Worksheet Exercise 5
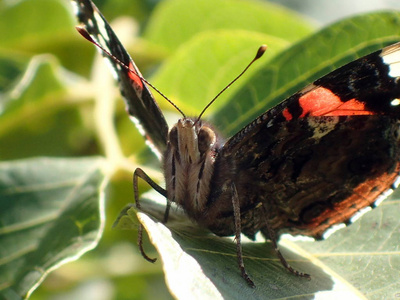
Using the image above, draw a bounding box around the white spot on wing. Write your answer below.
[383,188,394,198]
[349,206,372,223]
[322,223,346,239]
[104,58,119,80]
[130,116,146,136]
[388,61,400,78]
[393,175,400,189]
[373,194,386,208]
[94,12,109,42]
[71,1,79,15]
[391,98,400,106]
[381,42,400,78]
[88,18,95,28]
[145,140,162,160]
[130,116,162,160]
[280,233,315,242]
[373,188,394,207]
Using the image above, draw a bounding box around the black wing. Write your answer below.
[72,0,168,156]
[209,43,400,239]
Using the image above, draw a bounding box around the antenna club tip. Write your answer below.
[75,26,85,33]
[255,45,267,59]
[76,26,94,43]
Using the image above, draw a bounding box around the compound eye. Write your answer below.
[168,126,178,149]
[198,126,216,153]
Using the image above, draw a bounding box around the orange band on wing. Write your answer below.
[283,87,374,121]
[128,62,143,88]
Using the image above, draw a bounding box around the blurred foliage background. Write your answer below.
[1,0,400,299]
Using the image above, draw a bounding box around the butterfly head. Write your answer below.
[168,118,217,165]
[165,118,219,215]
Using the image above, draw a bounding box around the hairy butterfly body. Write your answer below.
[73,0,400,287]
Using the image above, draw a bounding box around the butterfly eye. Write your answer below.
[198,126,216,153]
[168,126,178,149]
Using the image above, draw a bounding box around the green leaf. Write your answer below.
[0,55,96,160]
[0,0,74,50]
[2,56,66,110]
[0,0,93,77]
[145,0,314,52]
[118,192,376,299]
[0,52,28,93]
[211,11,400,137]
[0,157,105,299]
[151,30,289,115]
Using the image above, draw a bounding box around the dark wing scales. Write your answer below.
[234,115,400,239]
[72,0,168,156]
[207,43,400,240]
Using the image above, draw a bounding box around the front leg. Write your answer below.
[133,168,167,263]
[261,206,310,280]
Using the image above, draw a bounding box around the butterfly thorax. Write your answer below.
[164,118,221,218]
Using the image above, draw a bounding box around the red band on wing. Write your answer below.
[128,62,143,89]
[283,87,374,121]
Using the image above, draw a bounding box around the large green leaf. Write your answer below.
[144,0,314,52]
[0,157,105,299]
[211,11,400,136]
[116,191,385,299]
[0,52,28,93]
[0,0,73,50]
[151,30,289,115]
[0,55,94,160]
[0,0,96,78]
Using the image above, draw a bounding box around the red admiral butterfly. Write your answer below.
[73,0,400,287]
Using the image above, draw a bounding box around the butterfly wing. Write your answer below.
[209,43,400,239]
[73,0,168,156]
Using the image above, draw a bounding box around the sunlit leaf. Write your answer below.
[0,157,105,299]
[115,191,381,299]
[145,0,314,52]
[151,30,289,115]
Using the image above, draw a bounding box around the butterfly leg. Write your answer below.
[133,168,167,263]
[231,182,256,288]
[261,206,310,279]
[163,199,172,224]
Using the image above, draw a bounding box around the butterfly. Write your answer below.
[72,0,400,287]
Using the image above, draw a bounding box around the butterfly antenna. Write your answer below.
[76,26,186,118]
[195,45,267,124]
